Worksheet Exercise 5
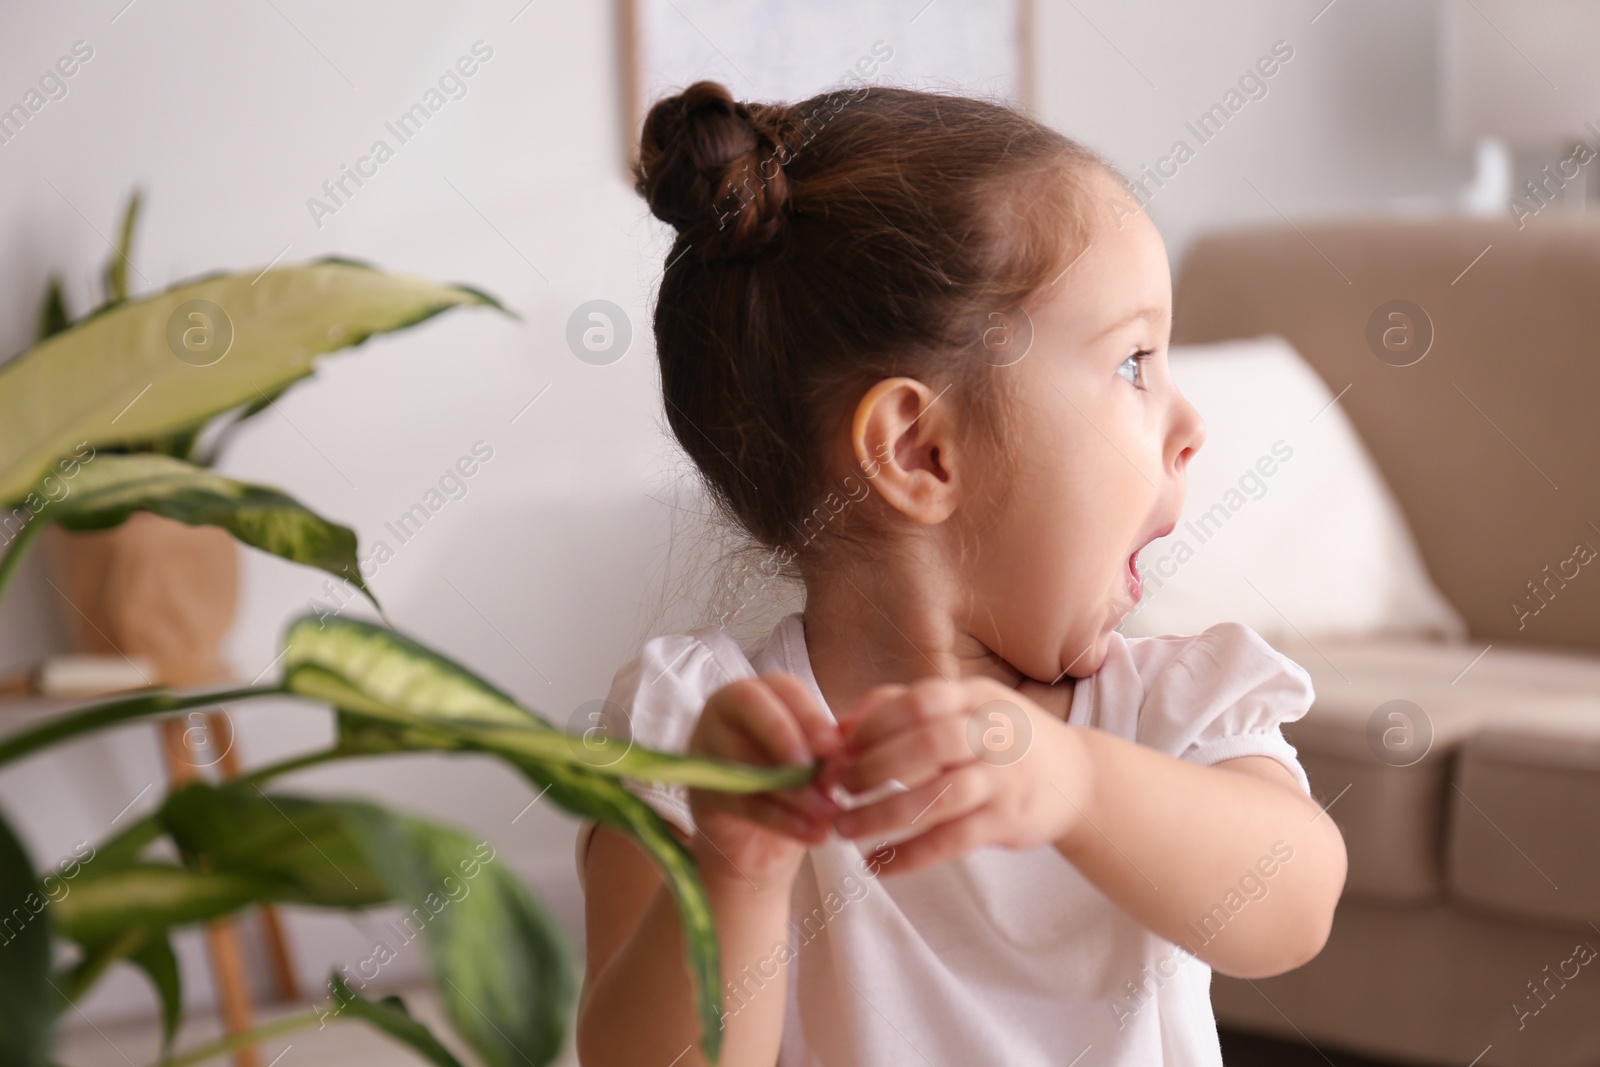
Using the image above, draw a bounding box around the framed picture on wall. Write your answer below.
[617,0,1034,172]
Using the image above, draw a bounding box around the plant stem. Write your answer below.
[234,745,373,788]
[0,512,52,603]
[0,686,280,768]
[146,1008,324,1067]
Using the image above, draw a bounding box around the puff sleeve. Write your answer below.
[1133,621,1316,796]
[574,628,755,888]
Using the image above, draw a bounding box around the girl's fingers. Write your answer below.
[837,683,907,748]
[836,717,973,795]
[707,677,812,766]
[761,672,842,762]
[737,794,830,843]
[868,812,988,877]
[814,752,849,795]
[842,680,968,754]
[763,782,838,820]
[832,763,993,841]
[695,780,832,841]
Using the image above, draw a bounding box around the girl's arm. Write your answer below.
[828,679,1347,980]
[581,673,839,1066]
[576,822,796,1067]
[1050,728,1346,979]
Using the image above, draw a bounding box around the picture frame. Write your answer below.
[616,0,1035,176]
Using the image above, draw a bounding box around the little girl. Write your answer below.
[575,80,1347,1067]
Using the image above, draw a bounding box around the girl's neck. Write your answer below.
[800,564,1074,724]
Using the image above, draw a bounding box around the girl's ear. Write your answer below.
[851,376,960,525]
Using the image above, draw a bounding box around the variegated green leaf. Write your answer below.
[275,615,737,1063]
[282,613,534,727]
[280,615,813,792]
[51,865,264,946]
[508,756,725,1065]
[49,452,377,607]
[164,783,575,1067]
[57,929,181,1054]
[127,932,181,1054]
[0,809,52,1067]
[0,259,504,506]
[160,783,390,910]
[340,806,575,1067]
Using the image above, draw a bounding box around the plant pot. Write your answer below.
[41,513,239,688]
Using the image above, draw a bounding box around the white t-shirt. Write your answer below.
[575,611,1316,1067]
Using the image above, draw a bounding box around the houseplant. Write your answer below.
[0,195,808,1067]
[33,193,244,693]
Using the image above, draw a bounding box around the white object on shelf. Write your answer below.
[36,654,156,698]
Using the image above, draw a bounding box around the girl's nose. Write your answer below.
[1172,393,1206,472]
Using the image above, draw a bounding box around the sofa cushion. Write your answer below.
[1260,633,1600,905]
[1450,728,1600,927]
[1120,334,1469,645]
[1212,896,1600,1067]
[1170,217,1600,658]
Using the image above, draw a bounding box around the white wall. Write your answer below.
[0,0,1480,1026]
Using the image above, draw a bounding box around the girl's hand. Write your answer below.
[686,673,843,894]
[818,677,1090,876]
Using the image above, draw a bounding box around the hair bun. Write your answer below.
[635,80,792,261]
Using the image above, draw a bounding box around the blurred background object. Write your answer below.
[1441,0,1600,214]
[0,654,154,699]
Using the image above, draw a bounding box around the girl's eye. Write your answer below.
[1117,348,1154,390]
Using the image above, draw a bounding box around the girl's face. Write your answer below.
[966,167,1205,682]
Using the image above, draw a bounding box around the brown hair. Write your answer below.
[635,80,1115,580]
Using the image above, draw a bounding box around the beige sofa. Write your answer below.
[1171,215,1600,1066]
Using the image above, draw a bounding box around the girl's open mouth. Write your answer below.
[1126,522,1177,604]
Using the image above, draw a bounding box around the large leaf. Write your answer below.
[341,805,576,1067]
[50,786,395,1038]
[57,929,181,1054]
[507,756,726,1065]
[276,616,731,1063]
[47,452,377,607]
[283,613,536,728]
[50,864,265,945]
[164,783,574,1067]
[281,615,812,792]
[325,974,466,1067]
[160,783,390,909]
[127,932,181,1053]
[0,809,52,1067]
[0,259,504,505]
